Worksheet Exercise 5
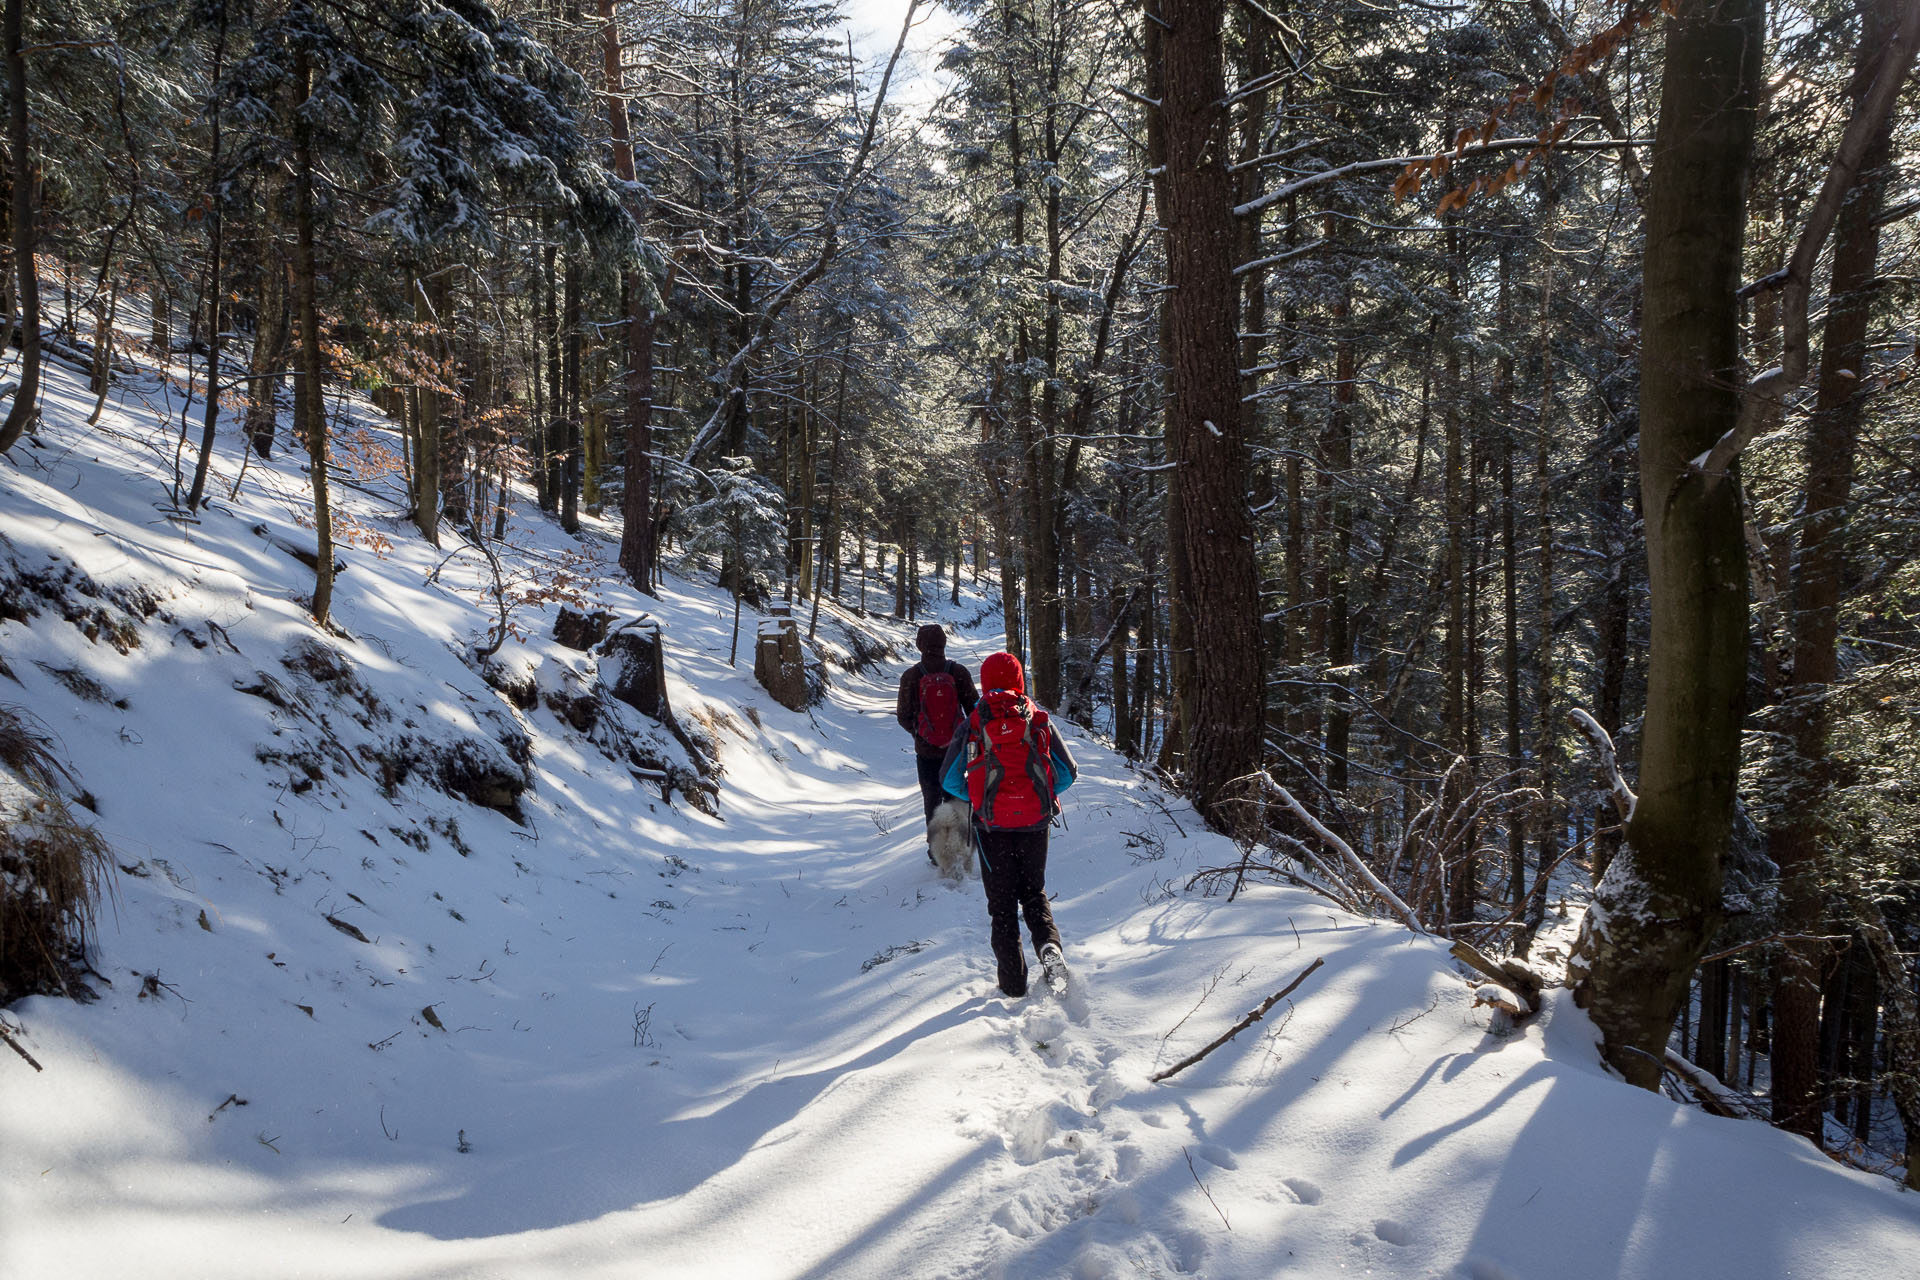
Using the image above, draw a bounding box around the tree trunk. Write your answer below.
[411,274,443,546]
[1696,957,1729,1079]
[808,328,850,641]
[183,13,231,511]
[245,182,291,459]
[292,48,333,626]
[1442,230,1467,772]
[0,0,42,454]
[85,278,118,424]
[1846,890,1920,1189]
[1501,401,1524,909]
[536,230,559,513]
[1568,0,1763,1089]
[1110,583,1132,751]
[602,0,657,593]
[1767,0,1899,1142]
[1133,569,1156,758]
[1151,0,1261,819]
[1324,272,1355,795]
[1592,400,1634,883]
[1528,223,1561,941]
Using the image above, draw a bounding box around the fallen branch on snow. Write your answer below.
[1151,957,1324,1083]
[1663,1049,1764,1120]
[0,1020,44,1072]
[1449,939,1547,1019]
[1232,772,1425,932]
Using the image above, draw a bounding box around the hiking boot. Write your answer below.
[1039,944,1069,996]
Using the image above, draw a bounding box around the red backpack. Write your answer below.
[964,691,1058,829]
[917,668,961,750]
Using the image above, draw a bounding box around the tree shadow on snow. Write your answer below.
[376,993,994,1240]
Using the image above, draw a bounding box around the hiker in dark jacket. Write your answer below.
[939,650,1079,998]
[897,624,978,850]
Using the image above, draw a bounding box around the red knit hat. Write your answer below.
[980,651,1025,694]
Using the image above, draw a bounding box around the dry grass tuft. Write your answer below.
[1,706,112,1005]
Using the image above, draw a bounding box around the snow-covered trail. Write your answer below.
[4,354,1920,1278]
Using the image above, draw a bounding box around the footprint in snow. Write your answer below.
[1072,1235,1192,1280]
[1007,1102,1080,1165]
[1087,1066,1130,1108]
[1189,1143,1238,1171]
[1373,1219,1415,1246]
[1282,1176,1323,1205]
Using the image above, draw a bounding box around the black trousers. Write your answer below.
[977,827,1061,997]
[915,753,947,832]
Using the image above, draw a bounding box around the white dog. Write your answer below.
[927,797,975,880]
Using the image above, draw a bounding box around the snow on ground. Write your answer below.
[3,349,1919,1279]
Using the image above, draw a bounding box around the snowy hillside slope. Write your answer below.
[3,352,1919,1279]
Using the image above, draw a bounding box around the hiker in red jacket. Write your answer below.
[896,624,978,859]
[939,650,1079,998]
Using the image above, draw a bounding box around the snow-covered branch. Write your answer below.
[679,0,923,468]
[1242,773,1425,933]
[1569,708,1635,823]
[1233,136,1651,218]
[1232,237,1325,276]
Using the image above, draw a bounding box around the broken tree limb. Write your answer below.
[1450,939,1545,1017]
[0,1020,44,1072]
[1473,985,1531,1018]
[1664,1049,1761,1120]
[1151,957,1324,1083]
[1569,708,1635,822]
[1247,773,1425,932]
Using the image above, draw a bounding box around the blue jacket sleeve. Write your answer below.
[939,723,970,800]
[1048,726,1078,794]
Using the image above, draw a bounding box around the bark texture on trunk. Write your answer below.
[246,253,290,458]
[602,0,657,593]
[1149,0,1262,819]
[0,0,41,454]
[411,275,443,546]
[184,15,230,510]
[292,49,333,626]
[1568,0,1763,1089]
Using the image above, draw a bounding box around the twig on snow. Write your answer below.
[0,1020,44,1072]
[1184,1147,1232,1230]
[1151,957,1325,1083]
